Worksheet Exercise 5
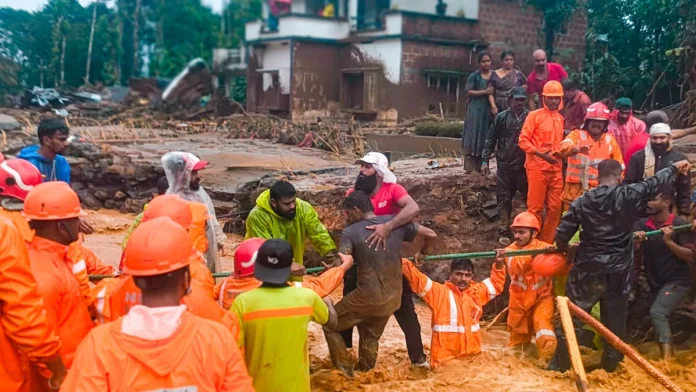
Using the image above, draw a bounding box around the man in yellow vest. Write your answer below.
[559,102,624,211]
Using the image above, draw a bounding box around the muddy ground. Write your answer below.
[84,210,696,392]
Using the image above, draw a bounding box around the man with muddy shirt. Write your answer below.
[324,191,437,377]
[342,152,427,366]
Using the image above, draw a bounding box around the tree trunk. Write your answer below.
[544,25,555,61]
[60,36,66,87]
[155,0,165,77]
[85,2,98,85]
[132,0,141,77]
[51,16,63,87]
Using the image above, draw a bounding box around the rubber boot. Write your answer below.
[659,343,675,360]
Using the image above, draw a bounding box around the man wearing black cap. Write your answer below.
[482,86,530,245]
[233,239,337,392]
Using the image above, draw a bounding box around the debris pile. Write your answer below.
[671,90,696,129]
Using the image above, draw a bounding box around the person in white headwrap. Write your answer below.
[161,151,226,272]
[624,123,692,217]
[343,151,429,367]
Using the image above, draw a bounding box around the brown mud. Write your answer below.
[84,210,696,392]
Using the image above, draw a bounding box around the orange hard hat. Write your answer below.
[122,216,197,276]
[141,194,193,229]
[23,181,86,220]
[510,211,541,231]
[234,238,266,277]
[584,102,611,122]
[542,80,564,97]
[532,253,570,278]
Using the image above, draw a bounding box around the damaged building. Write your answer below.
[229,0,587,124]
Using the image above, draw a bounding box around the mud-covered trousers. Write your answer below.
[550,265,630,373]
[341,267,425,363]
[497,164,528,229]
[324,298,391,374]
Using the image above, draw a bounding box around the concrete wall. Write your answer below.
[291,41,342,122]
[478,0,587,72]
[261,42,292,94]
[392,0,480,19]
[352,39,403,84]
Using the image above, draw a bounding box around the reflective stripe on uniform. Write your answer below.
[532,278,549,291]
[242,306,313,321]
[420,278,433,297]
[535,329,556,339]
[72,260,86,274]
[482,278,497,301]
[96,286,107,324]
[293,281,303,288]
[431,291,481,334]
[510,278,528,290]
[218,280,228,307]
[448,291,457,326]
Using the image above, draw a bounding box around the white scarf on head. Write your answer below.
[374,161,397,184]
[643,123,672,178]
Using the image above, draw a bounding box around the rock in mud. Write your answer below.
[114,191,127,200]
[0,114,21,131]
[94,190,110,201]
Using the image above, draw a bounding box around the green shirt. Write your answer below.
[233,286,329,392]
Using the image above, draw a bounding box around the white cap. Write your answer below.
[355,152,397,183]
[649,123,672,136]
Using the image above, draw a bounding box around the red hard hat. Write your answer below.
[532,253,570,278]
[510,211,541,231]
[234,238,266,277]
[584,102,611,122]
[0,159,43,201]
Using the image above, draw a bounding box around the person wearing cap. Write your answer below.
[245,180,337,281]
[560,79,592,132]
[482,86,530,244]
[550,158,691,373]
[0,215,68,392]
[518,80,565,243]
[61,217,254,391]
[324,191,437,375]
[624,123,692,217]
[559,102,624,211]
[494,212,557,363]
[23,182,93,371]
[162,151,225,273]
[624,110,696,168]
[214,237,353,310]
[607,97,646,159]
[233,238,337,392]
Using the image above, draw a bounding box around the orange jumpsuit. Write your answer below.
[503,238,557,361]
[67,234,115,310]
[402,259,506,368]
[518,104,565,242]
[93,274,240,340]
[559,129,624,210]
[214,267,346,310]
[0,207,34,242]
[27,237,93,368]
[0,219,62,392]
[60,312,254,392]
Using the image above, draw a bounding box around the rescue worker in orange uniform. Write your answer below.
[0,156,113,311]
[0,216,68,392]
[401,255,506,368]
[214,237,353,310]
[495,212,557,362]
[61,217,254,391]
[518,80,565,242]
[559,102,624,211]
[23,182,93,370]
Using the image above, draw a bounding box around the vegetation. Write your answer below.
[414,122,463,138]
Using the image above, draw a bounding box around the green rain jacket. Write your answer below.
[245,190,336,269]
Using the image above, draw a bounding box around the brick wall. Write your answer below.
[478,0,587,73]
[401,13,479,42]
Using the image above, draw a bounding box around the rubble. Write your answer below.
[0,113,20,131]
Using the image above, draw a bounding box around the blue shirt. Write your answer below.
[17,145,71,183]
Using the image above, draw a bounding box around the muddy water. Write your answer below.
[84,211,696,392]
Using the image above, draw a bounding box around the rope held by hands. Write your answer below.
[88,224,694,280]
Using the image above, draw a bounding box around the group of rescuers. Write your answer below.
[0,82,694,391]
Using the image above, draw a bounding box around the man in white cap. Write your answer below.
[342,151,428,366]
[624,123,692,218]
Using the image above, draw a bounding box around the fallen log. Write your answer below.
[566,299,684,392]
[557,297,589,392]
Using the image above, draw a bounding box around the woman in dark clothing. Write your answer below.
[490,51,527,113]
[462,52,494,173]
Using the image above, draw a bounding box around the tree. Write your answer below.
[525,0,579,59]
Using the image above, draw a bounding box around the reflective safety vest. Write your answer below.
[504,239,554,336]
[401,259,506,368]
[562,129,624,190]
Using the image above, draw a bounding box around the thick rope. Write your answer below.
[89,224,693,280]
